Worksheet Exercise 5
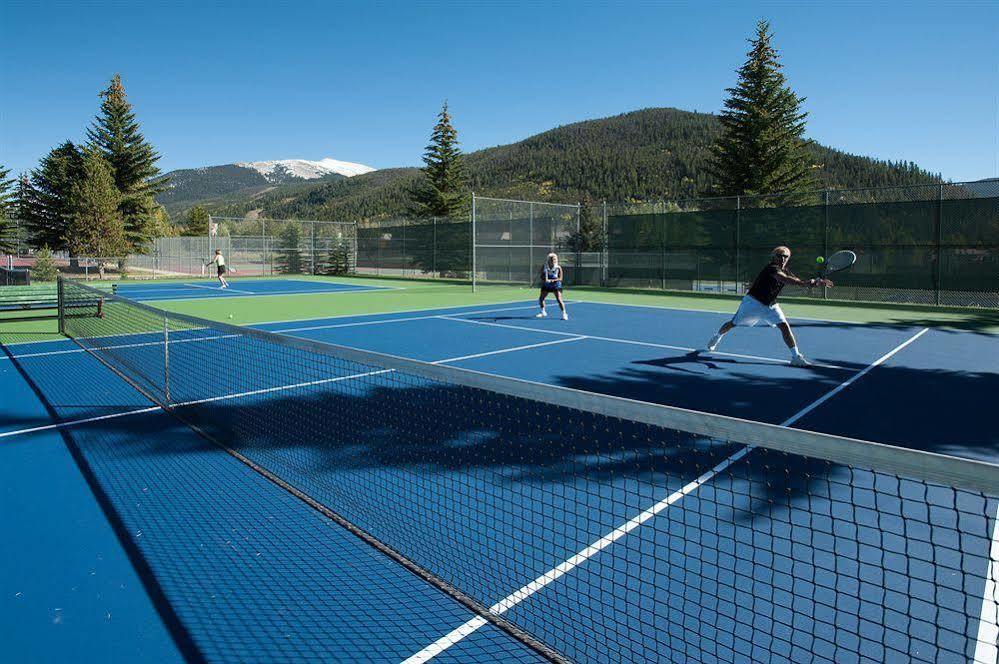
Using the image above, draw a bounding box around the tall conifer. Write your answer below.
[87,74,167,249]
[66,146,127,262]
[0,166,14,254]
[706,20,816,200]
[410,102,469,219]
[23,141,84,250]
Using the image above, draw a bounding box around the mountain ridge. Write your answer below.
[164,107,942,222]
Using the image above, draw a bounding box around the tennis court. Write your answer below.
[113,277,388,301]
[1,276,997,663]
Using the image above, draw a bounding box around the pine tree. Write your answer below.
[65,147,128,267]
[31,246,59,281]
[0,166,15,254]
[274,223,304,274]
[183,204,210,237]
[0,165,15,216]
[410,102,469,219]
[87,74,168,251]
[23,141,84,250]
[706,20,816,200]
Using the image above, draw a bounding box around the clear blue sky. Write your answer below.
[2,0,997,182]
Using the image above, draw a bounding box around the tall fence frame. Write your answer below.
[208,216,358,277]
[471,194,584,291]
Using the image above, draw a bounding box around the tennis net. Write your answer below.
[58,277,999,663]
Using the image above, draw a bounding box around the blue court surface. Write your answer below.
[2,298,997,663]
[113,278,387,301]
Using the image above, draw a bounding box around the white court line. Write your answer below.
[182,283,257,295]
[124,284,404,302]
[275,304,540,335]
[974,503,999,664]
[0,407,162,439]
[401,326,930,663]
[0,337,583,441]
[439,315,850,371]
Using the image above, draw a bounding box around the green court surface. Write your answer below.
[2,274,997,347]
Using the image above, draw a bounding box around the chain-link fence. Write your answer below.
[356,217,470,279]
[472,196,588,287]
[208,217,357,277]
[3,180,996,308]
[605,180,999,307]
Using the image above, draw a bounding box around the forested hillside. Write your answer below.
[209,107,940,222]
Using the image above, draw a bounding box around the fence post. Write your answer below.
[823,190,829,299]
[735,196,741,294]
[935,183,943,305]
[529,202,534,279]
[602,200,608,287]
[471,192,477,292]
[508,205,513,283]
[310,221,316,275]
[660,200,667,291]
[432,217,437,278]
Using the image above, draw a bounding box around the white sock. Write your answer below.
[790,346,802,359]
[706,332,725,350]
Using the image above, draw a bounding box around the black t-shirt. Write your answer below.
[748,264,784,306]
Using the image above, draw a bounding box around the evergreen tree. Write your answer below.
[0,166,15,254]
[706,20,816,200]
[65,147,128,267]
[23,141,84,250]
[0,165,15,216]
[31,246,59,281]
[87,74,168,250]
[183,204,210,237]
[410,102,469,219]
[274,223,305,274]
[148,205,177,237]
[564,196,604,253]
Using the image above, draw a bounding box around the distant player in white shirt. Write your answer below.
[205,249,229,289]
[704,246,831,367]
[536,252,568,320]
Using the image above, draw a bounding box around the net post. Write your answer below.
[471,192,477,292]
[56,276,66,336]
[163,313,171,404]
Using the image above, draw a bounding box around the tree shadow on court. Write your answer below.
[14,345,997,520]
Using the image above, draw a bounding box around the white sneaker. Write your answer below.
[535,310,547,318]
[790,355,811,367]
[561,312,569,321]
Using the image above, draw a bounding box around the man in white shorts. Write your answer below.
[703,246,832,367]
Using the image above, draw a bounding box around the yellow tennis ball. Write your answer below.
[816,256,825,264]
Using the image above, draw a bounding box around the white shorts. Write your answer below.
[732,295,787,327]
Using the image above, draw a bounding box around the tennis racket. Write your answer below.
[813,249,856,287]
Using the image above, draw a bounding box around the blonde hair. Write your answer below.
[547,252,559,266]
[772,246,790,258]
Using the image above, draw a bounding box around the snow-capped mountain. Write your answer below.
[156,157,377,216]
[237,158,375,181]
